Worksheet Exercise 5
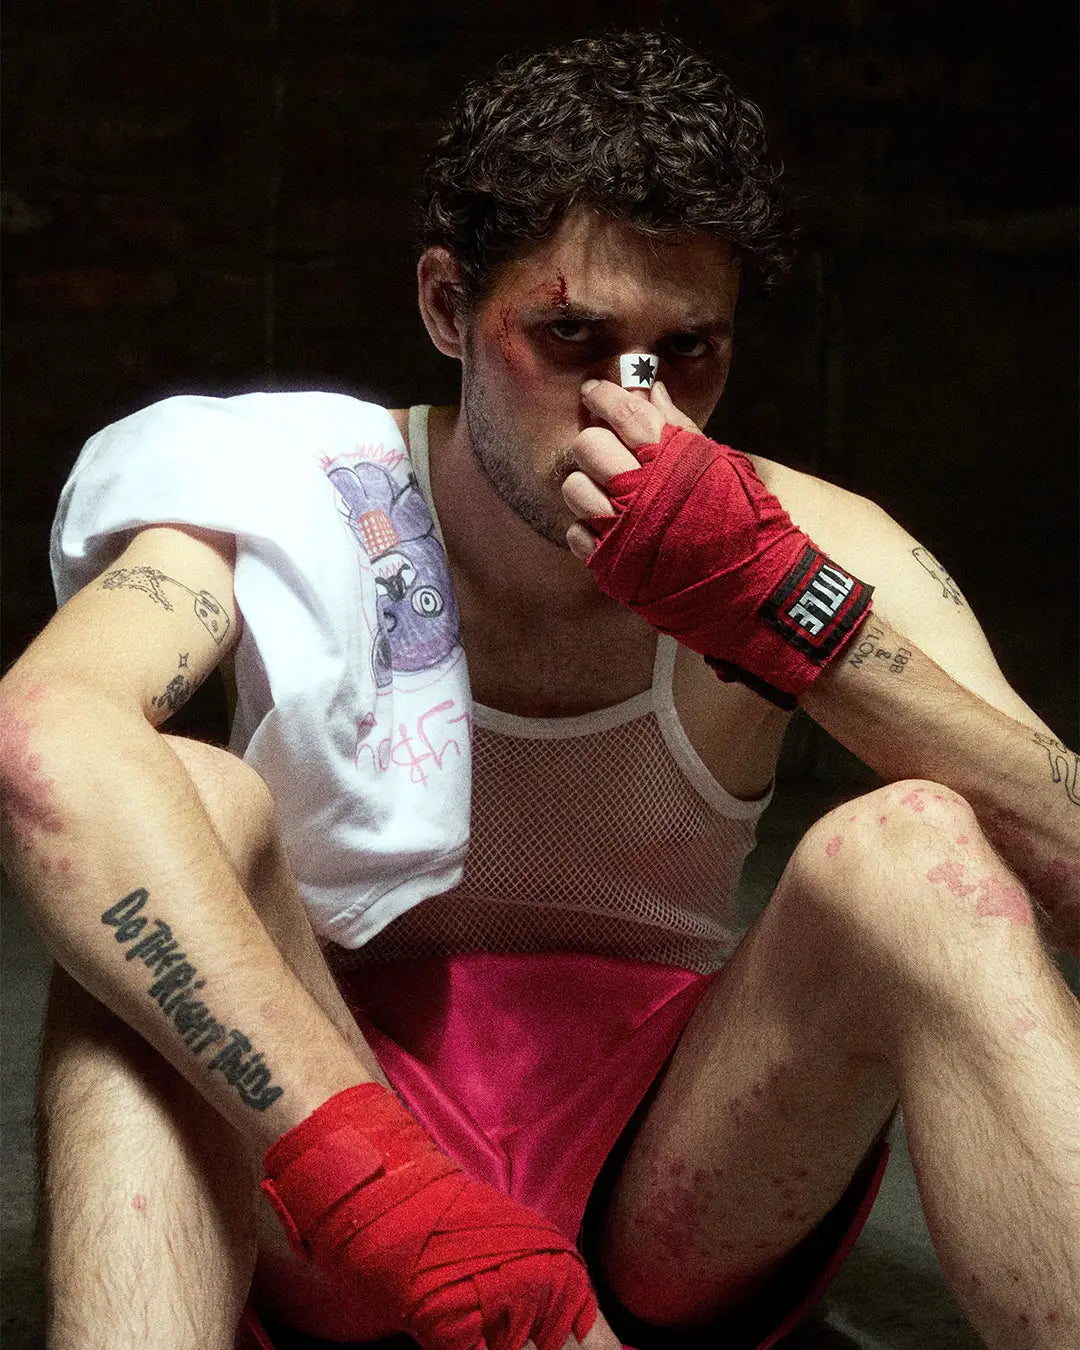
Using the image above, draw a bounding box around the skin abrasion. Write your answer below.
[0,702,64,848]
[926,859,977,897]
[925,860,1033,926]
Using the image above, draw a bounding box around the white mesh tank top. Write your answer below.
[347,407,772,975]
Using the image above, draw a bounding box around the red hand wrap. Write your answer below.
[261,1084,598,1350]
[586,424,873,706]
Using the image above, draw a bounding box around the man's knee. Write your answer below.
[163,736,280,896]
[782,779,1036,962]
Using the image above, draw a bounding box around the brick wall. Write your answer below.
[3,1,1076,758]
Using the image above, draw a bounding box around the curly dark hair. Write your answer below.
[418,29,795,307]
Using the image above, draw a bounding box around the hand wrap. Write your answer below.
[586,424,873,707]
[261,1083,598,1350]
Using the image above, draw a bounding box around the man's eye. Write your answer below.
[667,335,711,358]
[548,321,593,343]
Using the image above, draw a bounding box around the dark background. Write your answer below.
[3,0,1077,760]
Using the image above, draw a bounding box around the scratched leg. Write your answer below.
[601,781,1080,1350]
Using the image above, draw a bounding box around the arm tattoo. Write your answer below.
[151,653,196,713]
[912,547,966,607]
[1033,732,1080,807]
[846,622,913,676]
[101,567,231,644]
[101,888,284,1111]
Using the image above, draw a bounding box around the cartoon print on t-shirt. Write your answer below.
[327,461,460,686]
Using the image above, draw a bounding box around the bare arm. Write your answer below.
[802,615,1079,946]
[756,471,1079,949]
[563,379,1077,949]
[0,525,375,1149]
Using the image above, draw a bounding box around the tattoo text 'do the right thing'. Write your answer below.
[101,888,283,1111]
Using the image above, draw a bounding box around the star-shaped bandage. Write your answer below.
[631,356,656,384]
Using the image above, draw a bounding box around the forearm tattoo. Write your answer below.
[101,567,231,644]
[101,888,284,1111]
[912,547,966,608]
[151,652,196,713]
[1033,732,1080,807]
[846,622,913,676]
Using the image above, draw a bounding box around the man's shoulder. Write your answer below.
[102,390,401,447]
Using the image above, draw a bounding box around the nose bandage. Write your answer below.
[619,353,658,389]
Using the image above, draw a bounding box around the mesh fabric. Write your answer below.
[346,707,758,975]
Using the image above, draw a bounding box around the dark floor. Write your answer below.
[6,777,1069,1348]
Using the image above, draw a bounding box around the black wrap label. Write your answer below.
[761,545,873,661]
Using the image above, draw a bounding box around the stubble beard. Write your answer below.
[462,365,574,551]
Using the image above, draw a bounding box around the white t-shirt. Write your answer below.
[50,391,472,947]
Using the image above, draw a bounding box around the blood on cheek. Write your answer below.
[494,306,544,378]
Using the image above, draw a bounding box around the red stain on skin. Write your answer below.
[131,1194,147,1213]
[550,272,570,310]
[1013,1014,1039,1035]
[57,856,72,876]
[926,859,977,896]
[497,305,516,364]
[956,835,969,846]
[975,877,1032,925]
[0,706,63,844]
[899,788,926,812]
[878,815,887,825]
[826,835,843,857]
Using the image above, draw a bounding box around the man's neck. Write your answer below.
[425,405,613,617]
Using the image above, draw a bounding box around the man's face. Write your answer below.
[459,206,741,548]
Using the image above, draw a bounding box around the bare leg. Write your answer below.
[37,966,257,1350]
[602,781,1080,1350]
[36,737,386,1349]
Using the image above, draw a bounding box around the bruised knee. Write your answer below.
[782,780,1036,955]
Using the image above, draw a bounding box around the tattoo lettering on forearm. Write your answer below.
[846,623,913,676]
[912,547,966,607]
[1033,733,1080,807]
[151,653,196,713]
[101,889,284,1110]
[101,567,231,644]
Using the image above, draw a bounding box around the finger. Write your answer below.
[569,426,639,484]
[581,379,667,450]
[566,521,597,561]
[561,469,613,520]
[650,379,700,431]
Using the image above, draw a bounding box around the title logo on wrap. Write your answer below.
[761,545,873,661]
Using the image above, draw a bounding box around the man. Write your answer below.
[1,28,1077,1350]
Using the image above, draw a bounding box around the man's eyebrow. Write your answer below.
[684,316,734,338]
[529,305,734,336]
[529,303,609,323]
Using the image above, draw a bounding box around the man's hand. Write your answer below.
[262,1083,621,1350]
[562,379,873,708]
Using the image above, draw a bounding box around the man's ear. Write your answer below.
[418,248,468,359]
